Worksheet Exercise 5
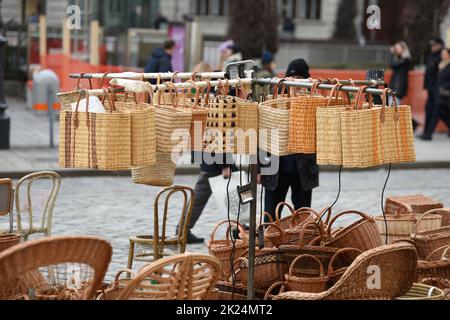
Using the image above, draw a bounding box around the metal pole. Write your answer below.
[69,71,227,80]
[47,84,54,148]
[0,2,9,150]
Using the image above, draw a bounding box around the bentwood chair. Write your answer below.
[0,236,112,300]
[273,242,418,300]
[128,186,194,270]
[119,253,221,300]
[14,172,60,240]
[0,179,14,233]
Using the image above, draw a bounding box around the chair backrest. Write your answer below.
[153,185,194,260]
[118,253,221,300]
[15,171,60,239]
[0,178,13,217]
[328,242,418,300]
[0,236,112,300]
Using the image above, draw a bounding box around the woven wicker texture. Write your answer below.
[0,234,21,253]
[118,253,221,300]
[285,254,329,293]
[327,248,362,288]
[59,92,133,170]
[376,204,442,244]
[412,210,450,259]
[395,283,446,300]
[341,87,384,168]
[385,195,444,216]
[416,245,450,288]
[128,186,194,268]
[274,242,418,300]
[97,269,134,300]
[131,153,176,187]
[379,93,416,164]
[207,221,248,279]
[326,210,383,252]
[316,84,352,165]
[0,236,112,300]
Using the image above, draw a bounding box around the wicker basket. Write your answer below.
[375,204,442,244]
[316,84,351,166]
[234,248,287,289]
[326,210,383,252]
[395,283,446,300]
[327,248,362,288]
[412,211,450,259]
[0,234,21,253]
[97,269,134,300]
[416,245,450,287]
[385,195,444,216]
[59,91,133,170]
[285,254,328,293]
[341,87,383,168]
[131,153,177,187]
[263,281,291,300]
[207,221,248,279]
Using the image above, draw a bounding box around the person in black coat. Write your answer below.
[144,39,175,84]
[425,48,450,140]
[389,41,412,104]
[260,59,319,222]
[421,39,447,140]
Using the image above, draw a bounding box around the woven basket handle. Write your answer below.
[99,72,110,88]
[275,202,296,225]
[326,210,375,238]
[262,211,274,224]
[288,254,325,277]
[424,245,450,261]
[209,220,245,243]
[380,88,400,123]
[290,208,321,229]
[74,90,88,114]
[394,203,415,219]
[164,82,179,108]
[112,269,134,288]
[76,73,93,90]
[264,281,290,300]
[102,88,116,113]
[412,208,442,236]
[298,221,325,248]
[262,222,285,244]
[327,247,362,277]
[325,83,341,107]
[203,79,212,107]
[272,79,285,100]
[186,80,201,108]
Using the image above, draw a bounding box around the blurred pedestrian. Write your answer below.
[422,48,450,140]
[144,39,175,83]
[223,44,243,69]
[421,38,445,140]
[389,41,412,105]
[254,51,277,101]
[154,12,168,30]
[260,58,319,222]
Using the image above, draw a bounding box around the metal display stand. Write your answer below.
[67,65,390,301]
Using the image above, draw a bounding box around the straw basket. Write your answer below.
[395,283,446,300]
[416,245,450,287]
[287,85,334,154]
[207,221,248,279]
[234,249,287,289]
[97,269,134,300]
[316,84,351,166]
[326,210,383,252]
[385,195,444,216]
[131,153,177,187]
[0,234,21,253]
[412,211,450,259]
[376,204,442,244]
[379,93,416,164]
[59,92,133,170]
[285,254,328,293]
[341,88,383,168]
[263,281,292,300]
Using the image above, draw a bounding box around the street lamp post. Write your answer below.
[0,0,10,150]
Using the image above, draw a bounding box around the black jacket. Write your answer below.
[144,48,172,74]
[424,51,441,91]
[390,57,411,98]
[436,62,450,106]
[259,152,319,192]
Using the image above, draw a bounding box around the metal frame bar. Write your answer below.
[69,71,227,80]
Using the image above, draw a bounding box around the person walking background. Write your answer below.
[423,48,450,140]
[144,39,175,83]
[421,38,446,140]
[254,51,277,102]
[260,58,320,221]
[389,41,412,105]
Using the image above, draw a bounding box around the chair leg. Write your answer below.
[127,241,135,271]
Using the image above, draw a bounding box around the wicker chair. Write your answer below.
[14,172,61,240]
[127,185,194,270]
[273,242,418,300]
[0,236,112,300]
[0,178,14,234]
[118,253,221,300]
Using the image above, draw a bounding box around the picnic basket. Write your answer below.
[325,210,383,252]
[285,254,328,293]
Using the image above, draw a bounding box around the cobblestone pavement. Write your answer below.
[2,169,450,280]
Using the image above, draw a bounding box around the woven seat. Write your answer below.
[127,186,194,269]
[118,253,221,300]
[273,242,418,300]
[0,236,112,300]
